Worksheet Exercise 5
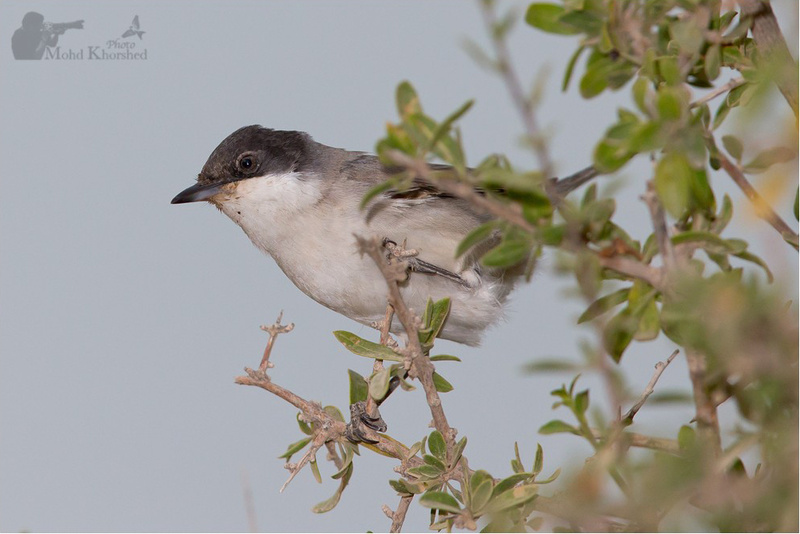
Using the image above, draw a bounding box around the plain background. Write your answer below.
[1,1,797,531]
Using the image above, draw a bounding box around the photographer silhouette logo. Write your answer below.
[11,11,148,61]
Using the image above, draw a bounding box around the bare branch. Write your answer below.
[643,181,678,274]
[280,432,326,493]
[690,77,746,110]
[258,311,295,371]
[479,1,554,178]
[685,348,722,456]
[717,151,799,248]
[389,494,414,533]
[622,350,680,424]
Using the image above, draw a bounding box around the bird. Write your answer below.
[122,16,144,39]
[172,125,527,346]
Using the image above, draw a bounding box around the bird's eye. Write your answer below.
[236,153,259,174]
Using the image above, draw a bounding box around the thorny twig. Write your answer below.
[258,311,294,371]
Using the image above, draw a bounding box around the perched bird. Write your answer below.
[172,125,526,345]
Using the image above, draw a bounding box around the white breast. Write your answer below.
[211,173,506,346]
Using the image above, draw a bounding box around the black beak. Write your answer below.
[171,182,226,204]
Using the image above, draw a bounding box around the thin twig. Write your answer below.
[717,151,799,248]
[479,1,554,179]
[258,311,295,371]
[389,494,414,533]
[280,433,326,493]
[622,350,680,424]
[685,348,722,456]
[689,77,746,109]
[643,181,678,274]
[241,470,258,533]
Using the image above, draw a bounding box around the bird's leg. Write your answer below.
[346,304,404,443]
[381,238,470,287]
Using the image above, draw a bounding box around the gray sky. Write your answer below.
[1,1,797,532]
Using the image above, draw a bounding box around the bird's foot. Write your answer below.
[345,401,387,443]
[381,238,470,287]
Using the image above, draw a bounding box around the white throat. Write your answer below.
[212,172,323,257]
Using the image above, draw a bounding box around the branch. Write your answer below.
[356,235,456,447]
[643,181,678,274]
[258,311,294,371]
[690,77,746,110]
[622,350,680,424]
[717,151,799,248]
[685,348,722,456]
[388,151,664,289]
[479,1,554,178]
[386,494,414,533]
[738,0,799,119]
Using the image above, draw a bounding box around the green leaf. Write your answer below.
[450,436,467,466]
[533,443,544,475]
[742,146,797,174]
[538,419,579,435]
[389,479,413,496]
[360,180,396,209]
[578,288,631,323]
[396,81,421,118]
[655,152,693,218]
[427,100,474,155]
[713,98,731,130]
[574,389,590,415]
[310,458,322,484]
[536,468,562,484]
[421,298,451,344]
[432,372,454,393]
[524,3,581,35]
[671,230,747,254]
[455,221,498,258]
[635,299,660,341]
[423,454,446,473]
[603,308,638,362]
[488,484,539,513]
[470,479,494,513]
[678,425,696,450]
[481,238,529,267]
[324,405,345,423]
[369,368,391,401]
[733,251,774,282]
[562,45,587,91]
[407,465,444,480]
[656,87,685,120]
[296,412,313,436]
[333,331,403,362]
[278,437,311,460]
[419,490,462,514]
[312,462,353,513]
[348,369,368,404]
[721,137,744,163]
[705,44,721,80]
[428,430,446,460]
[429,354,461,362]
[522,359,580,373]
[794,189,799,221]
[493,473,532,497]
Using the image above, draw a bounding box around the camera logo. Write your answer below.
[10,11,149,61]
[11,11,84,60]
